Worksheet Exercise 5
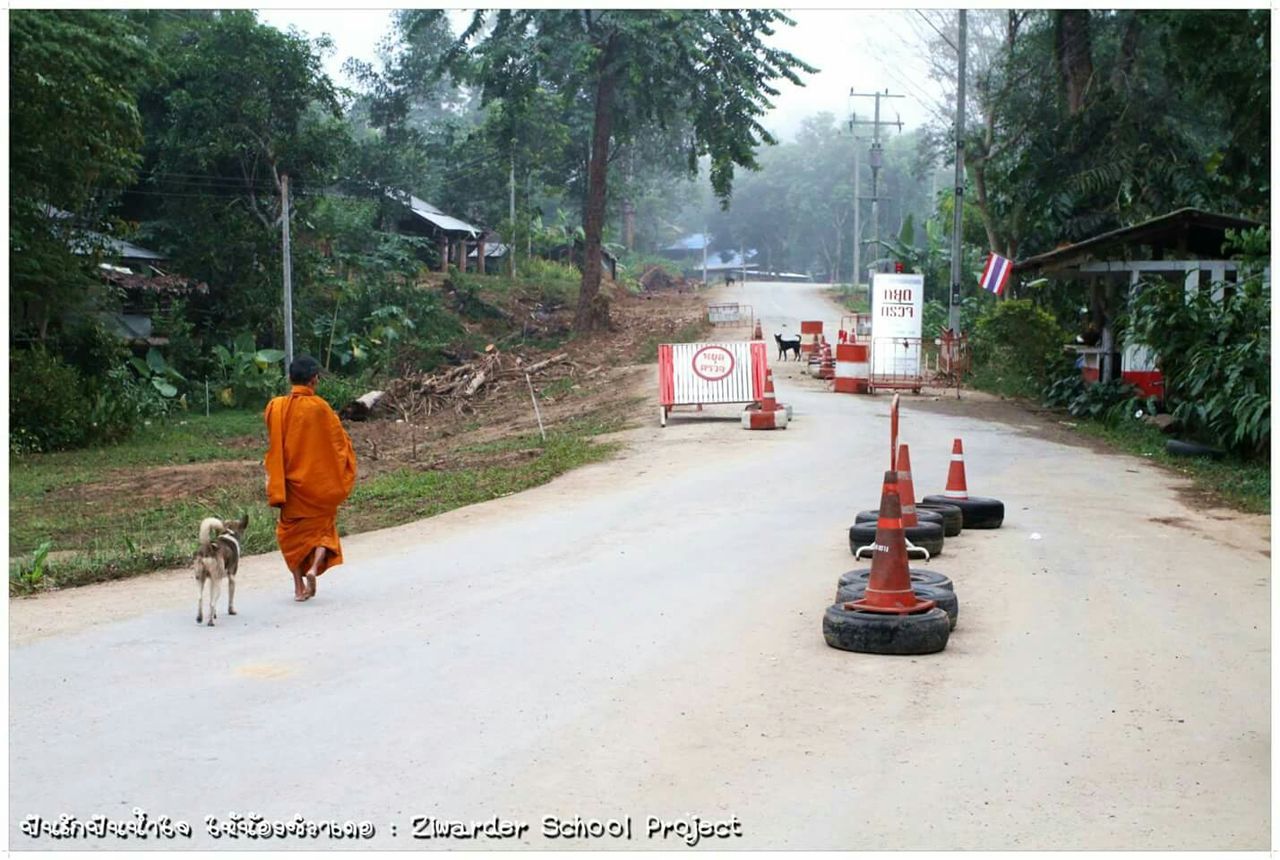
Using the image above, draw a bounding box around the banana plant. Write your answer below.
[128,347,185,398]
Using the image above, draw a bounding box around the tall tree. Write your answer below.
[453,10,813,331]
[10,11,155,340]
[133,11,347,336]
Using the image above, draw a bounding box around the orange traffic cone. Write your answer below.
[752,319,763,341]
[761,368,782,413]
[819,340,836,380]
[896,444,920,527]
[943,438,968,500]
[922,438,1005,529]
[845,471,937,615]
[743,369,789,429]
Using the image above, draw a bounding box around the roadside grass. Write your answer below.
[342,416,625,534]
[1066,416,1269,514]
[967,365,1041,400]
[960,363,1269,514]
[829,284,870,314]
[9,409,633,596]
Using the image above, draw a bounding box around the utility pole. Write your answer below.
[849,113,862,291]
[949,11,967,333]
[509,148,517,278]
[849,88,904,277]
[280,173,294,370]
[701,225,708,285]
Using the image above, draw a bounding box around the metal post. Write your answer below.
[701,225,708,286]
[949,10,967,334]
[871,93,881,272]
[851,114,861,292]
[525,373,547,443]
[281,173,294,370]
[850,89,904,282]
[509,149,517,278]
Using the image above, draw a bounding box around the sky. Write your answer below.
[256,8,953,143]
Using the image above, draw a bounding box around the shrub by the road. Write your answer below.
[1129,227,1270,457]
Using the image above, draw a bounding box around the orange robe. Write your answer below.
[263,384,357,575]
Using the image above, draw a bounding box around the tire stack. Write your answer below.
[827,439,1006,656]
[920,438,1004,530]
[847,444,945,557]
[824,471,952,655]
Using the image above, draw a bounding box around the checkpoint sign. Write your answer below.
[691,345,735,381]
[871,273,924,376]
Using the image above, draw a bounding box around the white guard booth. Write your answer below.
[869,273,924,392]
[657,341,768,426]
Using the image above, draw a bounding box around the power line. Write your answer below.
[915,9,957,53]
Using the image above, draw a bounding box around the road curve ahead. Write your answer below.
[9,281,1269,850]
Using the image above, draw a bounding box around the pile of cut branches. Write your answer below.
[375,349,579,420]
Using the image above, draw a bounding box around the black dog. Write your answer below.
[774,333,801,361]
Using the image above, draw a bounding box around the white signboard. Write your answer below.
[870,273,924,378]
[706,303,742,324]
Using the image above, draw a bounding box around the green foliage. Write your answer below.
[1044,375,1155,425]
[11,540,54,593]
[970,299,1069,390]
[128,347,186,399]
[10,11,156,340]
[212,333,287,408]
[10,351,91,453]
[1129,230,1270,456]
[315,372,370,411]
[922,300,949,338]
[917,10,1268,264]
[88,365,176,444]
[134,11,348,339]
[453,10,814,329]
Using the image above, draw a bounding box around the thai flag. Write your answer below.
[979,252,1013,296]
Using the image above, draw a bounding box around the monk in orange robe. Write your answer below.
[263,355,357,601]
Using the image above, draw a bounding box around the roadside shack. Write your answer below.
[1013,208,1262,397]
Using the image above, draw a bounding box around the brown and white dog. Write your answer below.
[194,513,248,626]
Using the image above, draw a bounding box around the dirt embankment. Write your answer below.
[30,285,714,546]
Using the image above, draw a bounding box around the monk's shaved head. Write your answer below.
[289,355,321,384]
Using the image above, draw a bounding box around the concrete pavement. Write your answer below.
[9,281,1269,850]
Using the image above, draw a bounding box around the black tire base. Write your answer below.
[822,604,950,654]
[854,508,944,527]
[1166,439,1226,460]
[836,582,959,630]
[837,567,953,592]
[915,501,964,537]
[921,495,1004,529]
[849,520,945,556]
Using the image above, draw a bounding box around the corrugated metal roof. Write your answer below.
[386,188,483,237]
[1014,207,1262,273]
[663,233,712,252]
[468,243,509,259]
[69,233,166,261]
[703,251,758,272]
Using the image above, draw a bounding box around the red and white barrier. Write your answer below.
[834,343,870,393]
[657,341,768,427]
[742,368,789,430]
[800,320,823,355]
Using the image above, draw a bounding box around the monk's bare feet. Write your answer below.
[302,547,325,599]
[292,569,307,601]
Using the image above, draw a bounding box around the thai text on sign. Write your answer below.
[691,345,735,381]
[871,274,924,339]
[870,273,924,378]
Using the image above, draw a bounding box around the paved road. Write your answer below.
[10,281,1270,850]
